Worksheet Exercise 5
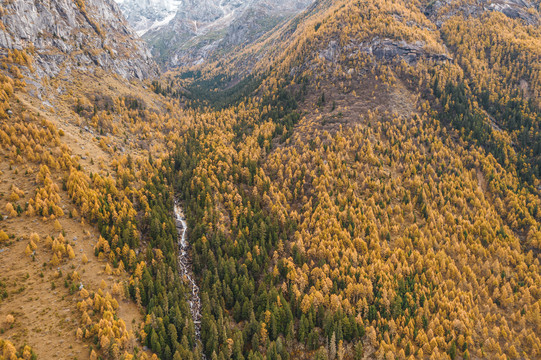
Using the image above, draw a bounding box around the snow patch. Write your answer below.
[114,0,182,36]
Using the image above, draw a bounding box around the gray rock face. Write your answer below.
[485,0,539,24]
[134,0,315,69]
[176,0,223,22]
[423,0,540,26]
[369,39,452,64]
[319,38,452,67]
[0,0,159,80]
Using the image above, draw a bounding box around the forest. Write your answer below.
[0,0,540,359]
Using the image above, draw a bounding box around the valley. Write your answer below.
[0,0,541,359]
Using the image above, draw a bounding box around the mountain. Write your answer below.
[152,0,541,359]
[130,0,314,68]
[114,0,182,36]
[1,0,541,359]
[0,0,158,79]
[0,0,185,359]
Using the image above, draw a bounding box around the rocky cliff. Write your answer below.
[0,0,158,80]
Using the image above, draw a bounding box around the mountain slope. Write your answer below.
[1,0,540,359]
[148,0,541,359]
[0,0,158,80]
[0,1,202,359]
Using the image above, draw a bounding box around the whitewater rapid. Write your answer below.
[174,202,203,352]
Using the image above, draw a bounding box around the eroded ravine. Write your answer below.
[174,201,203,352]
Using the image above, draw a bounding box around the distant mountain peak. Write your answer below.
[114,0,182,36]
[116,0,315,68]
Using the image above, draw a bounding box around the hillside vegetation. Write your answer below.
[1,0,540,359]
[157,0,541,359]
[0,46,200,358]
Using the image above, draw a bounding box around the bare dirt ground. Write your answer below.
[277,71,418,149]
[307,74,417,130]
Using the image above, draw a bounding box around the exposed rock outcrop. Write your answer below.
[0,0,159,80]
[423,0,540,27]
[319,38,452,66]
[367,39,452,63]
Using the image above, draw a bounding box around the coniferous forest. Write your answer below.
[0,0,540,359]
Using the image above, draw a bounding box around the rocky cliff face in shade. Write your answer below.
[0,0,159,80]
[136,0,314,69]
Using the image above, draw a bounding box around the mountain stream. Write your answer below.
[174,202,203,353]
